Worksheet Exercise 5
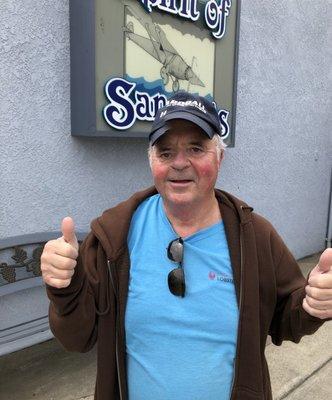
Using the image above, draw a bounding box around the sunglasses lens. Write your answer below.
[168,267,185,297]
[167,238,183,263]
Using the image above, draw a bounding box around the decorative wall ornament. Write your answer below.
[0,244,45,286]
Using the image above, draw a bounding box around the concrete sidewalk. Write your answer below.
[0,253,331,400]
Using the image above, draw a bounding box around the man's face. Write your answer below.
[150,119,222,208]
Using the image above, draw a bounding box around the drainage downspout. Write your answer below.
[325,167,332,249]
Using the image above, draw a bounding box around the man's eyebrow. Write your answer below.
[188,140,206,146]
[155,144,172,151]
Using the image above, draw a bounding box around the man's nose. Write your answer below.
[171,150,191,170]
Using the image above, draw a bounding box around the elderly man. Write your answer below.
[41,92,332,400]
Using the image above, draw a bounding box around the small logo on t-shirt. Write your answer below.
[208,271,234,283]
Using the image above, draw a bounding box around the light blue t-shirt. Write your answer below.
[126,194,239,400]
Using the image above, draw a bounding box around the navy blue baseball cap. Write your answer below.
[149,92,222,145]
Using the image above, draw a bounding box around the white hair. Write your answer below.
[212,134,227,157]
[148,134,226,167]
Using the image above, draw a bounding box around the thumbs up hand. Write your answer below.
[302,248,332,319]
[41,217,79,289]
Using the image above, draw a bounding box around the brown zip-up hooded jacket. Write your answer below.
[47,187,325,400]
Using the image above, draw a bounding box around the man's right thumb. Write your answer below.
[61,217,78,246]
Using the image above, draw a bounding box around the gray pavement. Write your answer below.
[281,361,331,400]
[0,252,331,400]
[266,322,331,399]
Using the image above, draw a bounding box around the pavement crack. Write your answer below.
[277,357,332,400]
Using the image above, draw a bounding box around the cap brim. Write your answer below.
[149,125,170,145]
[149,111,215,145]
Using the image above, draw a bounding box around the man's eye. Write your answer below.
[189,147,204,154]
[159,152,172,159]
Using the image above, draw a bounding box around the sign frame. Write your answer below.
[70,0,241,146]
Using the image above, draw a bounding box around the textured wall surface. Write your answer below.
[1,0,331,259]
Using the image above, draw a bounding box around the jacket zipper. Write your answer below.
[230,225,244,398]
[107,259,124,400]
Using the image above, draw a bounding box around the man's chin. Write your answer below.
[163,191,195,206]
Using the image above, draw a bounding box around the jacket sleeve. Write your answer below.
[268,228,326,345]
[46,231,108,352]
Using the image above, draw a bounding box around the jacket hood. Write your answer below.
[90,186,253,261]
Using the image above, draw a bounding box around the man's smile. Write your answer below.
[167,179,194,186]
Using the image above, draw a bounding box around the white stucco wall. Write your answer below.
[1,0,331,259]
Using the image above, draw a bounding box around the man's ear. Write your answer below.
[218,150,224,168]
[148,144,154,169]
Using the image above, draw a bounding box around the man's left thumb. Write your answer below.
[318,248,332,273]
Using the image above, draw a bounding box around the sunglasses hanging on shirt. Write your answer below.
[167,237,185,297]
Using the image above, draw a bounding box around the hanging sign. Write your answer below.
[70,0,241,146]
